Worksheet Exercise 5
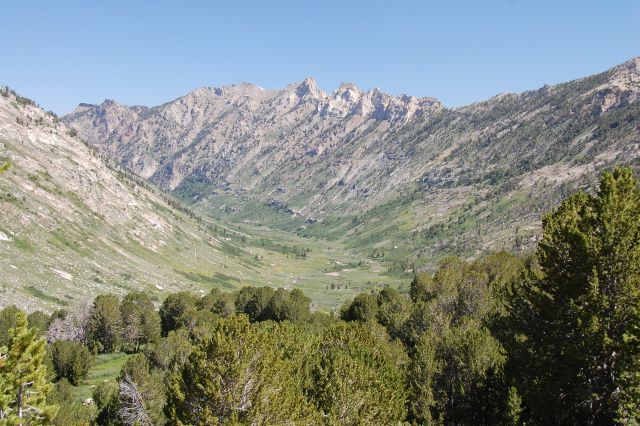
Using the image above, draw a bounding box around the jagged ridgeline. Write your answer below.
[64,58,640,268]
[0,88,398,312]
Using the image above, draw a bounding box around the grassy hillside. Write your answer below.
[0,88,400,312]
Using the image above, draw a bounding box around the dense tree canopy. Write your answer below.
[166,315,320,425]
[159,292,198,336]
[505,166,640,424]
[49,340,93,385]
[309,321,408,424]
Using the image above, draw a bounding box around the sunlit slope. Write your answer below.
[0,90,397,312]
[65,58,640,268]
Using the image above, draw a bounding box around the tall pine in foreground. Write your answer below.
[0,311,58,424]
[507,167,640,424]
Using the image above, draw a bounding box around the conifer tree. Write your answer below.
[120,291,161,352]
[310,321,408,424]
[0,311,58,424]
[0,306,20,347]
[87,294,122,353]
[507,167,640,423]
[166,315,319,425]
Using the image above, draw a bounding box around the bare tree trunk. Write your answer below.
[119,374,152,426]
[17,382,23,426]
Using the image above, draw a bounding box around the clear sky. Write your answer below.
[2,0,639,114]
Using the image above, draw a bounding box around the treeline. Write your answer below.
[0,167,639,424]
[1,85,38,108]
[1,85,58,120]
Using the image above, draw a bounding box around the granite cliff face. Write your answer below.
[64,58,640,263]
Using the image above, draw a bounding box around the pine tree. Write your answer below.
[49,340,93,385]
[117,354,166,425]
[159,292,198,336]
[504,386,522,426]
[508,167,640,423]
[309,321,408,424]
[408,319,505,424]
[87,294,122,353]
[0,306,20,347]
[120,291,161,352]
[166,315,319,425]
[0,311,58,424]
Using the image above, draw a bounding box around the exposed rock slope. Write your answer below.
[65,58,640,264]
[64,79,443,210]
[1,90,394,311]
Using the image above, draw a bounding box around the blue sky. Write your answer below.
[2,0,639,114]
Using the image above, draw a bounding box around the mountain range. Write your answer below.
[1,58,639,311]
[0,89,395,312]
[64,58,640,267]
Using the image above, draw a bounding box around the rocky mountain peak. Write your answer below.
[294,77,324,99]
[617,56,640,76]
[586,56,640,114]
[60,57,640,269]
[63,57,640,204]
[333,83,362,103]
[609,57,640,90]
